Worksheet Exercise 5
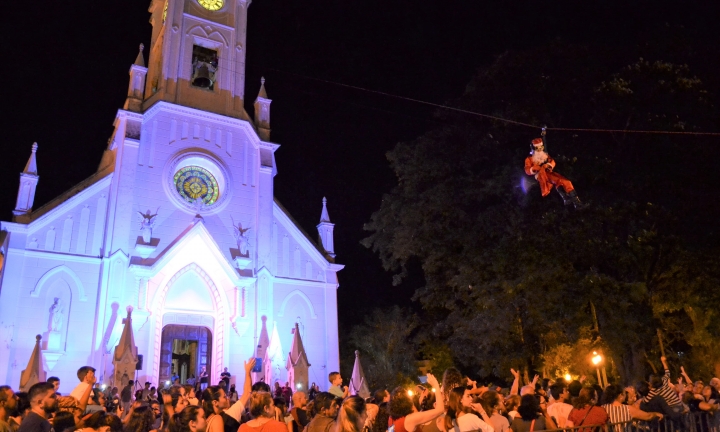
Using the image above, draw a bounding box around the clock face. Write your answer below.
[198,0,224,11]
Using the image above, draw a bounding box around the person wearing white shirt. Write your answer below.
[70,366,96,402]
[546,384,573,428]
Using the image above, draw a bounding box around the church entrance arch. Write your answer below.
[159,324,212,388]
[149,263,228,388]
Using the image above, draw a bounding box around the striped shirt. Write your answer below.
[642,369,682,407]
[602,404,632,432]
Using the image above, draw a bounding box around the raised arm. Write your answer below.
[225,357,256,422]
[510,369,520,396]
[531,375,539,388]
[77,374,96,413]
[660,356,670,384]
[405,373,445,431]
[681,366,693,385]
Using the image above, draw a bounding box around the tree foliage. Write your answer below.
[346,306,419,389]
[362,42,720,383]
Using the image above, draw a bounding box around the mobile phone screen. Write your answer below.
[252,358,263,372]
[418,376,428,384]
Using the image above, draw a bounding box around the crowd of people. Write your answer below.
[1,355,718,432]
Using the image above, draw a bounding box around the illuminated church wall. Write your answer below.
[0,0,342,395]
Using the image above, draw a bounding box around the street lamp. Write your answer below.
[564,373,572,382]
[591,352,608,387]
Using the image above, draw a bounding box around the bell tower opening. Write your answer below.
[160,325,212,389]
[142,0,251,119]
[191,45,218,90]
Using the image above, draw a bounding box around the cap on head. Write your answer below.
[531,138,543,147]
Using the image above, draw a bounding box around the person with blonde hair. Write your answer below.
[334,396,366,432]
[238,392,287,432]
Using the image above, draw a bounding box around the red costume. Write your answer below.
[524,150,574,197]
[524,137,585,208]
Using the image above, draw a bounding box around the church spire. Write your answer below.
[349,350,370,398]
[320,197,331,223]
[114,306,138,362]
[286,323,310,392]
[13,143,39,218]
[112,306,139,388]
[317,197,335,259]
[134,43,146,67]
[263,322,285,385]
[254,77,272,141]
[254,316,270,382]
[19,335,46,391]
[24,142,38,175]
[124,44,148,112]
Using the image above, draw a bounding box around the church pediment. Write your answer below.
[129,219,250,286]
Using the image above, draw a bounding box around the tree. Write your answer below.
[363,42,720,382]
[346,306,419,389]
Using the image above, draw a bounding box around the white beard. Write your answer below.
[531,150,549,165]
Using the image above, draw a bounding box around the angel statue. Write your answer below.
[137,209,159,243]
[232,219,251,255]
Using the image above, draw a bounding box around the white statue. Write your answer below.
[49,298,64,332]
[232,220,251,255]
[137,209,158,243]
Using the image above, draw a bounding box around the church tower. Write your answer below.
[143,0,252,119]
[0,0,344,394]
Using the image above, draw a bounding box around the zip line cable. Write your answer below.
[199,58,720,136]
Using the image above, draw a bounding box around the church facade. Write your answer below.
[0,0,342,393]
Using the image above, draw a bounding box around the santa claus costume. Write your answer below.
[524,137,586,208]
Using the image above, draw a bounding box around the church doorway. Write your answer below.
[159,325,212,388]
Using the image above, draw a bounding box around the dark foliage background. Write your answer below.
[2,0,720,387]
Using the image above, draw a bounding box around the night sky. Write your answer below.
[2,0,719,329]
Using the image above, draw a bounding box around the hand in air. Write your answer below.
[426,373,440,391]
[244,357,257,374]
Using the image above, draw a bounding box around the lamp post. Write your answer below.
[591,352,603,386]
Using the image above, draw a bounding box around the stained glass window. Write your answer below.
[173,166,220,206]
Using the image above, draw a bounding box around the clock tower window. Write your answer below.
[191,45,218,90]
